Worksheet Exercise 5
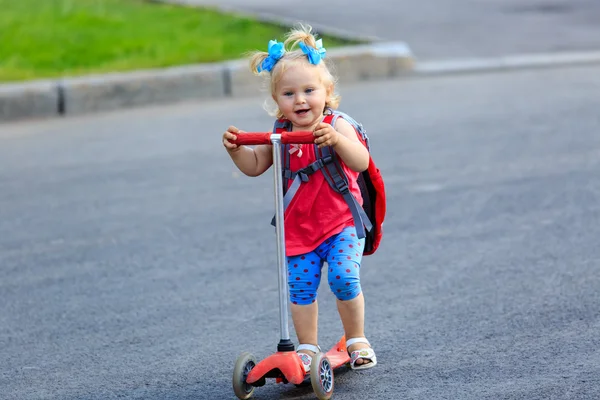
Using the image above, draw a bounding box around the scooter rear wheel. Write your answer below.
[310,353,334,400]
[232,352,256,399]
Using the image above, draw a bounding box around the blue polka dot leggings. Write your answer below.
[287,226,365,305]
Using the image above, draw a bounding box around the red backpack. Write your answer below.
[272,110,386,255]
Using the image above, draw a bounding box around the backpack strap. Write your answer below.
[270,153,336,226]
[318,138,372,239]
[328,110,370,150]
[321,112,373,238]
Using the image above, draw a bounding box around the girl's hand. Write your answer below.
[223,126,244,152]
[313,122,340,148]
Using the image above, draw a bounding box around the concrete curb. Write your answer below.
[0,42,414,123]
[60,64,226,115]
[0,80,60,121]
[414,50,600,76]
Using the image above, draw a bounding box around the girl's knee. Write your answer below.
[328,276,361,301]
[287,255,322,305]
[288,280,318,305]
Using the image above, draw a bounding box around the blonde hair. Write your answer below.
[249,24,341,119]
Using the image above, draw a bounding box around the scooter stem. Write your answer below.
[272,138,295,352]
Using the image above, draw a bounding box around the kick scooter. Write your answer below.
[231,130,351,400]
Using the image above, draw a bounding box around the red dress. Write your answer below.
[283,143,363,256]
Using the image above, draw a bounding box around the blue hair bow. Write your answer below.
[299,39,327,65]
[257,40,286,73]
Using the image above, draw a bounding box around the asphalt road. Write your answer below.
[2,65,600,399]
[176,0,600,59]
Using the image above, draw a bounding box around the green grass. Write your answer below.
[0,0,358,82]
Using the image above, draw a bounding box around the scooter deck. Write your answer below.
[320,335,351,370]
[246,336,351,386]
[293,336,350,386]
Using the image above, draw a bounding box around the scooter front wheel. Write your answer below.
[310,352,334,399]
[232,352,256,399]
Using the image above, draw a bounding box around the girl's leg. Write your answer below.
[287,251,324,362]
[290,302,318,351]
[326,227,372,366]
[336,294,370,365]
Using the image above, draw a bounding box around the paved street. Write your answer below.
[176,0,600,59]
[2,64,600,399]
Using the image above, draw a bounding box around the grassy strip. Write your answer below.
[0,0,358,82]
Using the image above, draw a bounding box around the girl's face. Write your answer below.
[273,63,332,131]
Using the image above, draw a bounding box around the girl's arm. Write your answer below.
[223,126,273,176]
[314,118,369,172]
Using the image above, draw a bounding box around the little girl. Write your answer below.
[222,24,377,371]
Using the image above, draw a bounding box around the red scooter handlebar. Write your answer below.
[231,132,271,146]
[281,131,316,144]
[234,131,315,145]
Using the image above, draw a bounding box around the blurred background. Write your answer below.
[1,1,600,399]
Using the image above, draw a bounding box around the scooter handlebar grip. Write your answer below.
[233,132,272,145]
[281,131,316,144]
